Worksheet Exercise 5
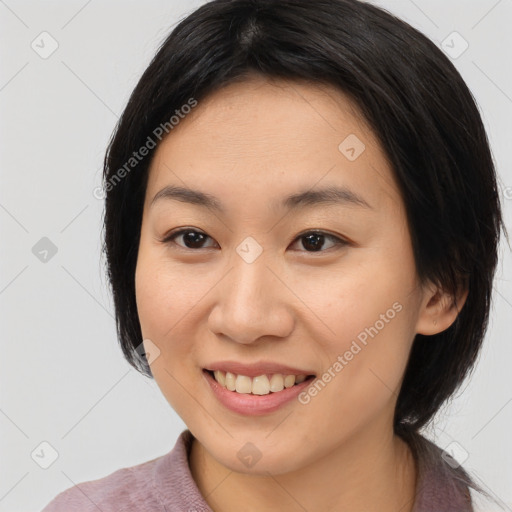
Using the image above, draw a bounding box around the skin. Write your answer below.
[134,74,467,512]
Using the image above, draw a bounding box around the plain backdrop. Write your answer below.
[0,1,511,510]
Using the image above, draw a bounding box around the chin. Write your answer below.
[203,435,310,476]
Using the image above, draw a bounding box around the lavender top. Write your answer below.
[41,429,473,512]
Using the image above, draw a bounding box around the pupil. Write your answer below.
[303,233,323,252]
[184,231,205,248]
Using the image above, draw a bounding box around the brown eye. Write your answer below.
[290,230,348,253]
[163,229,217,250]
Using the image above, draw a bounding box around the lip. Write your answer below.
[204,360,316,378]
[203,369,316,416]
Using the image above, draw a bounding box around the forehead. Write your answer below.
[145,76,402,216]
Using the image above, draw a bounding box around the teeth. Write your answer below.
[269,374,284,392]
[210,370,310,394]
[284,375,296,388]
[235,374,252,394]
[225,371,236,391]
[213,370,226,387]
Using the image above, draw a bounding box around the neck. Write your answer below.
[188,421,417,512]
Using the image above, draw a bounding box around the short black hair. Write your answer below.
[101,0,507,498]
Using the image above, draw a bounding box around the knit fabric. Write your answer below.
[41,429,473,512]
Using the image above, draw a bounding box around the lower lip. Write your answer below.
[202,369,315,416]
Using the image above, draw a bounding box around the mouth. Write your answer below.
[203,368,316,396]
[202,367,317,415]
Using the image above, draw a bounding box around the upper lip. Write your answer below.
[204,361,316,378]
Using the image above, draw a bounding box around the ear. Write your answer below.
[415,279,469,336]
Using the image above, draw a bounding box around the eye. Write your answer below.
[289,230,348,253]
[161,228,218,250]
[161,228,348,253]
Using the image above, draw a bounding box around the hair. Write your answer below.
[101,0,507,503]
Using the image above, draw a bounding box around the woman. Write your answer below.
[42,0,507,510]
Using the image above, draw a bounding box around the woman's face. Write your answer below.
[135,76,435,474]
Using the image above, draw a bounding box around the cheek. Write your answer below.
[134,249,210,420]
[135,245,207,341]
[314,258,413,346]
[134,246,221,395]
[309,254,418,411]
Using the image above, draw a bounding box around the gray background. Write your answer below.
[0,1,511,510]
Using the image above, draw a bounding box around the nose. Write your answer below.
[208,253,295,345]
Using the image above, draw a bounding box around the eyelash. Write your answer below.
[160,228,349,254]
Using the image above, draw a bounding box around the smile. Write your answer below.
[203,369,316,416]
[207,369,312,395]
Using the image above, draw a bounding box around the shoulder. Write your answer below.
[405,433,507,512]
[40,454,165,512]
[407,432,475,512]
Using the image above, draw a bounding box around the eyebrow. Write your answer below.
[150,184,373,213]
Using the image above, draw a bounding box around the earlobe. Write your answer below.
[415,281,468,336]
